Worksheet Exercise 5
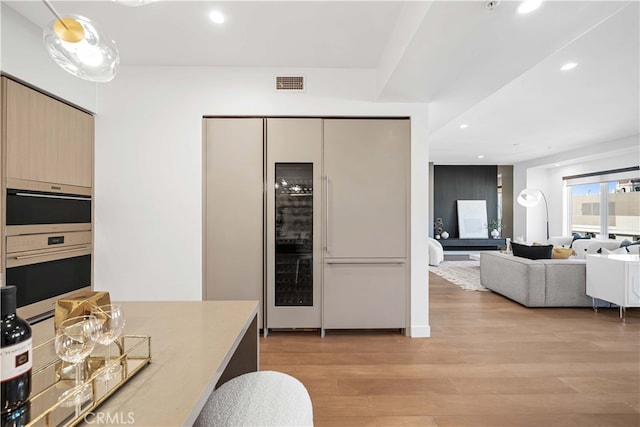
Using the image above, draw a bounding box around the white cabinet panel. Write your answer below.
[204,118,264,326]
[323,260,406,330]
[323,119,409,258]
[586,254,640,315]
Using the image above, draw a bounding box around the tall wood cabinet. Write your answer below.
[2,78,94,191]
[203,117,410,334]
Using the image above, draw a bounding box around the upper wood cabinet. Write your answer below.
[2,78,94,189]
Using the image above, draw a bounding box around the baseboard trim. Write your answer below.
[407,324,430,338]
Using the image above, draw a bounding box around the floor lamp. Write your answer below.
[517,188,549,240]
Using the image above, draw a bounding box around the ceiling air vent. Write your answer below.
[276,76,305,92]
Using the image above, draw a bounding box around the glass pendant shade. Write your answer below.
[43,14,119,82]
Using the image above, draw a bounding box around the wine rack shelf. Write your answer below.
[275,166,314,307]
[25,335,151,427]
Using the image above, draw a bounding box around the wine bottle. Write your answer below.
[1,284,32,426]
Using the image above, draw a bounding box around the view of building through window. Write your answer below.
[570,179,640,241]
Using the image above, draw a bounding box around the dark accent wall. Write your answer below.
[433,165,498,239]
[498,165,513,240]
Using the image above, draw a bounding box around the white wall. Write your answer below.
[0,3,96,111]
[94,66,431,337]
[513,134,639,241]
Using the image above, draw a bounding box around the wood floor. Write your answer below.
[259,271,640,426]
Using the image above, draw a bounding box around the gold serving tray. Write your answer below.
[26,335,151,427]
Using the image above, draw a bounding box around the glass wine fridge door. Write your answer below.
[274,163,313,306]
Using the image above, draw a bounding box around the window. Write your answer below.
[565,169,640,242]
[608,179,640,241]
[571,183,601,238]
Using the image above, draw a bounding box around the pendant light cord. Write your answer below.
[42,0,70,30]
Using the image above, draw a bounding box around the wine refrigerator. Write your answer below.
[265,118,322,331]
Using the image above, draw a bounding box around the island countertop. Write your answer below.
[30,300,259,426]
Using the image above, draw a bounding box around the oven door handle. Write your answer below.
[11,245,93,260]
[14,192,91,201]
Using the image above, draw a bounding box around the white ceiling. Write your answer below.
[4,0,639,165]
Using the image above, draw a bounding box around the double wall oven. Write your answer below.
[5,181,92,322]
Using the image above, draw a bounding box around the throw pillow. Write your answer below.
[628,245,640,255]
[511,242,553,260]
[552,248,576,259]
[620,239,640,248]
[599,247,630,255]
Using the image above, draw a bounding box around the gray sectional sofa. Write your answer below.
[479,251,594,307]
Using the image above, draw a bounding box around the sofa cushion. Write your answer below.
[571,239,622,259]
[552,248,576,259]
[570,234,591,248]
[512,242,553,260]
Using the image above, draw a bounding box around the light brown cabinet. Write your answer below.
[203,118,264,327]
[323,119,409,258]
[2,77,94,190]
[322,118,410,333]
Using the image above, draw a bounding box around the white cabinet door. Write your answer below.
[625,261,640,306]
[323,260,406,329]
[323,119,409,258]
[204,118,264,326]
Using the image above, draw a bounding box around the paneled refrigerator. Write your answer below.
[322,118,410,335]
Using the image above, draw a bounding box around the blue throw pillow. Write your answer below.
[511,242,553,260]
[620,239,640,248]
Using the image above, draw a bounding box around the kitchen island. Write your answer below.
[30,300,259,426]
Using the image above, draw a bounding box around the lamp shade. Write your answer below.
[43,14,119,82]
[517,188,550,239]
[517,188,543,208]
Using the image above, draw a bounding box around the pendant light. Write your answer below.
[42,0,119,82]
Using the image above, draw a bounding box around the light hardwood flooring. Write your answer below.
[260,271,640,426]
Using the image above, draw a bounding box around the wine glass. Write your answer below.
[91,304,125,381]
[55,315,99,406]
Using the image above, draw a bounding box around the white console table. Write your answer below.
[586,254,640,320]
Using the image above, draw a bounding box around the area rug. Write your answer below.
[429,260,488,291]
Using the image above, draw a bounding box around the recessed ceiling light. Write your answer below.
[518,0,542,14]
[478,155,485,159]
[560,62,577,71]
[460,124,468,129]
[209,10,225,24]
